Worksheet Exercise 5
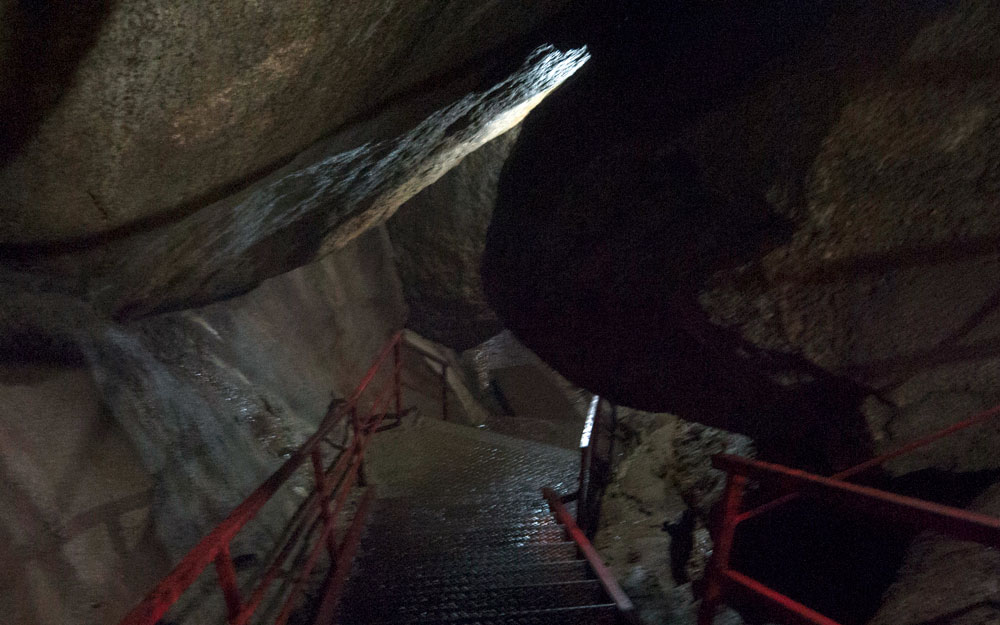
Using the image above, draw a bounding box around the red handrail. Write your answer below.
[698,402,1000,625]
[118,331,407,625]
[542,488,642,625]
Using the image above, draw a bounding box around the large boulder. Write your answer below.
[483,0,1000,469]
[0,0,574,244]
[387,128,520,350]
[0,0,589,319]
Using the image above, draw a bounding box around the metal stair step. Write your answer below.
[329,422,626,625]
[363,515,559,535]
[340,602,621,625]
[346,560,593,591]
[358,528,568,554]
[342,580,607,622]
[355,542,578,569]
[362,517,562,536]
[367,504,557,518]
[371,501,553,516]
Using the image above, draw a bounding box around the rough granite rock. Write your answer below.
[594,412,753,625]
[387,127,520,351]
[0,227,406,559]
[868,482,1000,625]
[3,45,588,319]
[483,0,1000,471]
[0,0,574,243]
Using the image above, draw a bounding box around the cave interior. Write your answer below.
[2,1,1000,624]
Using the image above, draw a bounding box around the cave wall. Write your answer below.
[0,362,169,625]
[581,409,753,625]
[387,127,520,351]
[483,0,1000,473]
[0,226,407,623]
[109,226,406,554]
[870,481,1000,625]
[0,6,591,615]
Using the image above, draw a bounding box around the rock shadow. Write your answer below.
[0,0,116,166]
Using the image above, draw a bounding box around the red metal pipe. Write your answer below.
[708,402,1000,625]
[273,411,390,625]
[723,570,843,625]
[345,331,404,407]
[310,487,377,625]
[232,499,322,625]
[272,508,341,625]
[310,449,338,558]
[542,487,640,624]
[716,454,1000,548]
[233,447,352,625]
[698,474,747,625]
[738,401,1000,523]
[276,414,388,625]
[214,545,242,624]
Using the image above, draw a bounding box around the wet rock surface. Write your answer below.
[465,330,593,448]
[483,0,1000,473]
[387,128,520,351]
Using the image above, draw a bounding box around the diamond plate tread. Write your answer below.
[342,580,607,622]
[367,421,578,497]
[363,517,562,536]
[369,504,554,522]
[373,492,554,503]
[356,542,578,568]
[369,504,555,518]
[357,605,620,625]
[343,603,621,625]
[358,528,568,554]
[350,560,593,591]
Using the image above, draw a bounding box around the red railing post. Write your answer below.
[214,544,242,624]
[698,473,747,625]
[310,448,338,558]
[311,486,377,625]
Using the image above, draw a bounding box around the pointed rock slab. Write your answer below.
[0,0,577,244]
[5,45,588,319]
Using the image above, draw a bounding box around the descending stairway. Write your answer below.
[335,418,624,624]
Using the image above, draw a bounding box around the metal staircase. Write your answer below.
[115,332,640,625]
[337,419,632,624]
